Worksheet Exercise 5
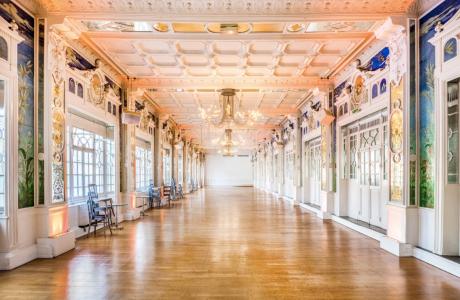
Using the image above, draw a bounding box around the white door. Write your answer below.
[358,127,383,225]
[347,112,388,229]
[348,133,360,220]
[308,138,321,207]
[284,146,295,198]
[303,142,309,203]
[274,154,279,193]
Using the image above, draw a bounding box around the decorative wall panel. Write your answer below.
[419,0,460,208]
[49,31,66,203]
[390,81,404,202]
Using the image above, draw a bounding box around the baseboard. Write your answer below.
[282,196,294,204]
[413,247,460,277]
[299,203,321,215]
[331,215,385,241]
[0,244,38,270]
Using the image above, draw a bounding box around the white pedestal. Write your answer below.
[124,208,141,221]
[320,190,334,219]
[0,244,38,270]
[317,210,332,219]
[380,236,413,257]
[37,230,76,258]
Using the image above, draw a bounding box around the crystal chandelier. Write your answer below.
[199,89,262,127]
[215,129,240,156]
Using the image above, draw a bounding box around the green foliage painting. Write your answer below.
[18,56,34,208]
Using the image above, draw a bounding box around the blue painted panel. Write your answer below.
[444,38,457,62]
[419,0,460,208]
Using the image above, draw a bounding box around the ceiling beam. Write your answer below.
[178,123,279,130]
[85,31,372,41]
[131,77,332,90]
[161,107,297,117]
[54,12,404,22]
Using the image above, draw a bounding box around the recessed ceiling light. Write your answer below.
[287,23,304,32]
[153,22,169,32]
[207,23,250,34]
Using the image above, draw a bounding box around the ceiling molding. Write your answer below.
[131,77,332,89]
[34,0,414,17]
[85,31,372,41]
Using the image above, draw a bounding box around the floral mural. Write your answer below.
[419,0,460,208]
[0,0,35,208]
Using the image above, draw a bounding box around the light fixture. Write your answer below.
[207,23,251,34]
[220,23,238,34]
[153,22,169,32]
[215,129,240,156]
[199,88,262,127]
[287,23,304,32]
[122,109,142,125]
[122,77,142,125]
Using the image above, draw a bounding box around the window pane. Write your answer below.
[67,123,115,204]
[447,80,459,184]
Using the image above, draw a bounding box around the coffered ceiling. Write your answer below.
[32,0,414,16]
[36,0,416,151]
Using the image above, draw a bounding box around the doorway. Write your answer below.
[344,112,388,229]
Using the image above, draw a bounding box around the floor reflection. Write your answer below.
[0,187,460,299]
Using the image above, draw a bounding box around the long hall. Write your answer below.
[2,0,460,298]
[1,187,460,299]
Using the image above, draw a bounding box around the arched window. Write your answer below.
[344,103,348,114]
[77,83,84,98]
[372,84,379,98]
[339,106,343,117]
[444,38,457,62]
[68,78,75,94]
[380,79,387,94]
[0,37,8,61]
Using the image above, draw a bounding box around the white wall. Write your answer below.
[205,154,253,186]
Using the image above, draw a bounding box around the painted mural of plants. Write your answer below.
[419,126,435,208]
[18,59,34,208]
[18,139,34,208]
[419,62,435,208]
[421,63,435,101]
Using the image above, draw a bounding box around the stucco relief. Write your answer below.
[49,30,67,203]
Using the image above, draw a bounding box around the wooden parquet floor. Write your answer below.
[1,187,460,299]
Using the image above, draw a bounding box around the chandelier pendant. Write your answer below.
[199,88,262,127]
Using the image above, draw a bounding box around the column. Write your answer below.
[120,87,143,220]
[375,17,415,256]
[317,90,335,219]
[30,26,75,259]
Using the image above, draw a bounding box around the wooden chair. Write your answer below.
[162,185,172,207]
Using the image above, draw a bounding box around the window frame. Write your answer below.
[0,76,8,216]
[135,139,152,192]
[66,114,115,206]
[163,148,172,186]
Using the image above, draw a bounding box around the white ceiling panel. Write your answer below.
[70,7,397,148]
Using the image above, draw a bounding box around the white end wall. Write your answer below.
[205,154,253,186]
